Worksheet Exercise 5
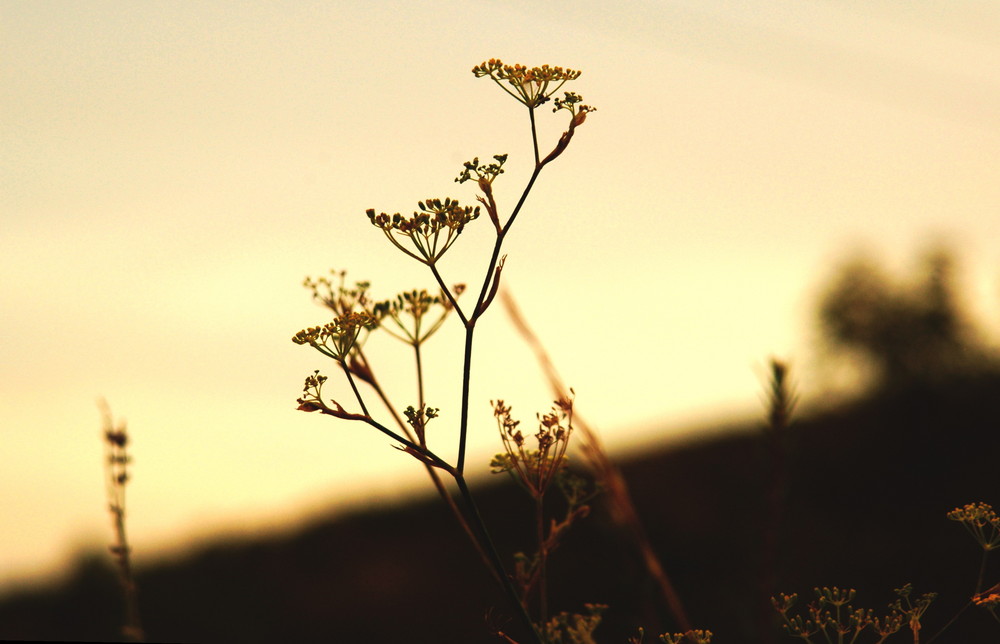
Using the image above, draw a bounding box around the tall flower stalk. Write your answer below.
[291,60,594,642]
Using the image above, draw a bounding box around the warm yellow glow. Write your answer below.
[1,0,997,588]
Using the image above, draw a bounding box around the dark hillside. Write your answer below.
[2,374,998,642]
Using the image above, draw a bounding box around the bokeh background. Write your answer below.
[2,0,998,594]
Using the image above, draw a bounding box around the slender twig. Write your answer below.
[975,549,990,594]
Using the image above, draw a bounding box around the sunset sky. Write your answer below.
[2,1,998,589]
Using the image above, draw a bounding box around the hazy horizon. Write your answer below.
[2,0,998,590]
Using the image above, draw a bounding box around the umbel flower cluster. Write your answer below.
[490,397,574,498]
[948,501,1000,551]
[472,59,582,108]
[366,198,480,265]
[291,311,379,362]
[773,585,936,642]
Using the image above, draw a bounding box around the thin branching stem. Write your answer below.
[296,62,594,642]
[536,494,548,624]
[360,350,500,581]
[529,106,540,167]
[975,550,990,594]
[456,325,476,474]
[455,162,543,473]
[414,344,425,409]
[456,474,543,644]
[341,362,370,417]
[429,262,468,326]
[361,417,453,472]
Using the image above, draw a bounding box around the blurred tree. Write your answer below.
[818,246,992,389]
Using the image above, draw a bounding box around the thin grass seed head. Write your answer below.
[103,422,132,510]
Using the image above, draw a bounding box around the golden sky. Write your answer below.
[2,0,998,588]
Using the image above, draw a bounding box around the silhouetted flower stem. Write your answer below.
[529,106,540,166]
[456,162,542,475]
[340,361,370,417]
[536,495,549,624]
[456,325,477,474]
[456,473,543,643]
[360,348,500,578]
[293,60,594,641]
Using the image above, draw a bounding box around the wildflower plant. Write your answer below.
[291,59,595,643]
[489,396,601,626]
[491,397,574,499]
[945,502,1000,628]
[775,503,1000,643]
[772,586,935,643]
[629,628,714,644]
[947,502,1000,553]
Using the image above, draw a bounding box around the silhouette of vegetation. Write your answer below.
[3,56,999,641]
[818,246,995,390]
[3,369,999,641]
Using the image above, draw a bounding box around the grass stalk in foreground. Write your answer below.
[100,400,144,643]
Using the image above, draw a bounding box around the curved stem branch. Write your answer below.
[429,263,468,326]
